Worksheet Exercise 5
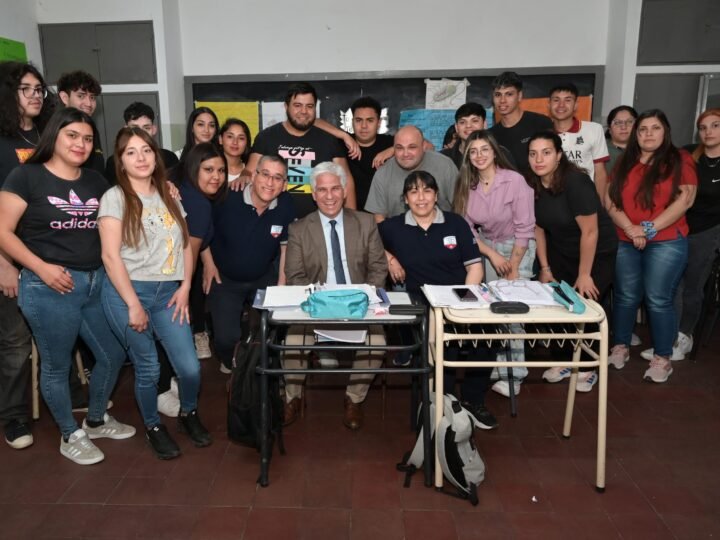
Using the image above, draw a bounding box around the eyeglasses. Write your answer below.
[611,119,634,128]
[469,146,493,157]
[256,169,285,183]
[18,85,47,99]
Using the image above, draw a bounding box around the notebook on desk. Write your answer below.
[487,279,559,307]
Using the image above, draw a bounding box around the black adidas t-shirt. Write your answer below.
[252,123,344,218]
[2,164,110,270]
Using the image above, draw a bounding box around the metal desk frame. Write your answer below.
[430,300,609,492]
[257,308,433,487]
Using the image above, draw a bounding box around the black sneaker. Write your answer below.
[462,401,499,430]
[4,420,33,449]
[392,351,412,367]
[145,424,181,460]
[177,410,212,447]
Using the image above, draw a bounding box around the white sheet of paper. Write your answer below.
[262,285,308,308]
[314,329,368,343]
[487,280,558,306]
[421,285,491,309]
[387,292,412,305]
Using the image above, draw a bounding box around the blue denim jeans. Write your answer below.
[18,267,125,438]
[613,238,688,357]
[102,279,200,427]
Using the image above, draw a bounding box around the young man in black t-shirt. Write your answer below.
[489,71,553,175]
[57,71,105,176]
[104,102,179,184]
[346,97,394,210]
[440,102,487,168]
[246,82,356,218]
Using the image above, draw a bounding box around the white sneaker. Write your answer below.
[640,332,693,361]
[82,414,136,440]
[491,379,521,398]
[576,371,598,393]
[194,332,212,359]
[608,344,630,370]
[630,333,642,346]
[157,379,180,418]
[644,355,673,383]
[60,429,105,465]
[542,366,573,383]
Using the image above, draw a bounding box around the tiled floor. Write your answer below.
[1,325,719,539]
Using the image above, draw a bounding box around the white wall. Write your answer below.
[34,0,183,147]
[179,0,610,75]
[0,0,42,69]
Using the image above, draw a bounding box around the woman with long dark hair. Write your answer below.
[219,118,250,182]
[0,61,57,449]
[175,106,220,159]
[454,129,535,397]
[527,130,617,392]
[99,127,212,459]
[0,108,134,463]
[606,110,697,383]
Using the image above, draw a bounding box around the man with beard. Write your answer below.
[245,82,356,217]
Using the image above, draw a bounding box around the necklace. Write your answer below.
[703,154,720,168]
[17,126,39,147]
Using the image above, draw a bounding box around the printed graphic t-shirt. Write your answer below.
[2,163,109,269]
[99,186,187,281]
[251,122,344,218]
[0,129,40,188]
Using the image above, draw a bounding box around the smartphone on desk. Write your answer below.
[452,287,478,302]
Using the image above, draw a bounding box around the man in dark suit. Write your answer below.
[283,162,387,430]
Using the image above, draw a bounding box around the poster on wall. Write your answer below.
[0,37,27,61]
[399,109,456,150]
[425,78,469,110]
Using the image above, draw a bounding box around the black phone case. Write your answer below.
[490,301,530,314]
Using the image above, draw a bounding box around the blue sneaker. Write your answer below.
[576,371,598,392]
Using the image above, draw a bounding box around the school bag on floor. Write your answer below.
[397,393,486,505]
[227,332,285,457]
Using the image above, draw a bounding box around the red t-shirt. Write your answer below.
[614,150,697,242]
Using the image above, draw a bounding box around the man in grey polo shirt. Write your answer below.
[365,125,459,222]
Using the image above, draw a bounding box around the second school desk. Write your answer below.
[428,299,609,492]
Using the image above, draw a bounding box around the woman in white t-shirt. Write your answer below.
[219,118,251,182]
[99,127,212,460]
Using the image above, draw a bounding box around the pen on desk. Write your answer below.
[554,287,574,311]
[479,283,494,302]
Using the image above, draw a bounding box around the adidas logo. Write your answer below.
[48,190,99,230]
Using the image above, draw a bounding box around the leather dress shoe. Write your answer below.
[343,396,363,430]
[283,397,302,426]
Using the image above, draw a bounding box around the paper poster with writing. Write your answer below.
[399,109,456,150]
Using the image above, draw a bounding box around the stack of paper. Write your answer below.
[421,285,491,309]
[487,280,558,306]
[262,284,383,309]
